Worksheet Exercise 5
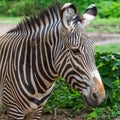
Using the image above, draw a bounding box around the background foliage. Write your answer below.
[0,0,120,18]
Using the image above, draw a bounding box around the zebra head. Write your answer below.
[55,3,105,107]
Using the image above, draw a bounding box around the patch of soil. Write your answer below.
[87,32,120,45]
[0,23,120,45]
[41,109,85,120]
[0,24,16,35]
[41,114,83,120]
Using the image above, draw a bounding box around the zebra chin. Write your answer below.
[83,95,99,107]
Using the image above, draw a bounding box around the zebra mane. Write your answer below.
[7,4,61,33]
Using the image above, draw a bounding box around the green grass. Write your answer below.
[95,43,120,53]
[0,16,22,24]
[91,17,120,26]
[87,17,120,33]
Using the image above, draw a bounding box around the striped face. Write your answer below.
[55,3,105,107]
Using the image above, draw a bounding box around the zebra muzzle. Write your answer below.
[83,93,100,107]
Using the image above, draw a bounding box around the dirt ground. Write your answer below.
[0,23,120,120]
[40,108,92,120]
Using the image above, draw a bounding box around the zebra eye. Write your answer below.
[71,48,80,54]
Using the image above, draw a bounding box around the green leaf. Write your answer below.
[103,77,113,88]
[99,68,109,76]
[105,86,113,100]
[87,111,98,120]
[114,69,120,78]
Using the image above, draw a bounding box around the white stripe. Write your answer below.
[91,70,102,83]
[83,13,95,27]
[62,3,73,9]
[87,4,96,9]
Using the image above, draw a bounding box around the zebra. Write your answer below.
[0,3,105,120]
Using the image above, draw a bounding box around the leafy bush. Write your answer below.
[0,0,56,17]
[90,52,120,120]
[43,77,84,114]
[6,0,41,16]
[0,0,10,15]
[43,52,120,119]
[95,52,120,102]
[0,0,120,18]
[98,1,120,18]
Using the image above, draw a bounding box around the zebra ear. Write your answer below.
[61,3,77,30]
[82,4,97,27]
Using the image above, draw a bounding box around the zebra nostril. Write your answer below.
[92,93,98,101]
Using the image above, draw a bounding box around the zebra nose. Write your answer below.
[92,93,98,101]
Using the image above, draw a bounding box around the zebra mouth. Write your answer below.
[83,95,98,107]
